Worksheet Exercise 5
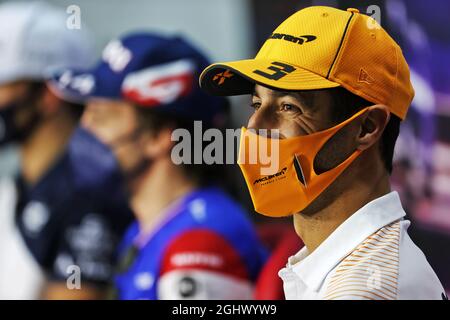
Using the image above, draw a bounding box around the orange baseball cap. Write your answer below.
[200,6,414,120]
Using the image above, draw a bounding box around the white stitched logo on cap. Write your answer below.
[102,40,133,72]
[58,70,95,95]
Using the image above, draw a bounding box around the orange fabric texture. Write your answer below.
[238,108,368,217]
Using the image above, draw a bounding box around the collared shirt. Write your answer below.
[278,191,445,300]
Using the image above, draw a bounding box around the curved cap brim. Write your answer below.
[200,58,340,96]
[46,69,96,104]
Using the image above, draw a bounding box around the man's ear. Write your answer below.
[356,105,390,151]
[142,126,174,159]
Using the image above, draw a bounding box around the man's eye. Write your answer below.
[250,102,261,110]
[281,104,297,112]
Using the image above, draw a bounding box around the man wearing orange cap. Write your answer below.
[200,6,445,299]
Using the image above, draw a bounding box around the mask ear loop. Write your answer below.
[293,107,370,184]
[315,107,371,175]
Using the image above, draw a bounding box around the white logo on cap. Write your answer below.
[102,40,132,72]
[59,70,95,95]
[122,59,195,106]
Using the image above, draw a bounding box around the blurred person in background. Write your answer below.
[0,1,132,299]
[51,32,268,300]
[200,6,445,299]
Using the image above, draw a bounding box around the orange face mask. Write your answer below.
[238,107,369,217]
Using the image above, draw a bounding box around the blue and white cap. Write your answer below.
[49,32,228,126]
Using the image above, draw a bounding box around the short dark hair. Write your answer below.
[327,87,401,174]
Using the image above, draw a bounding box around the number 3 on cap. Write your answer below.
[253,62,296,80]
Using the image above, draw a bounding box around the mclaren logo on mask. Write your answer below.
[268,33,316,45]
[253,167,287,186]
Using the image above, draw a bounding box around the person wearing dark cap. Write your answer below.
[51,32,267,300]
[199,6,445,299]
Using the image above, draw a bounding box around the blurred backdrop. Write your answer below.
[0,0,449,289]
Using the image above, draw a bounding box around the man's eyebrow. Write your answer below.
[252,88,315,108]
[273,90,314,108]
